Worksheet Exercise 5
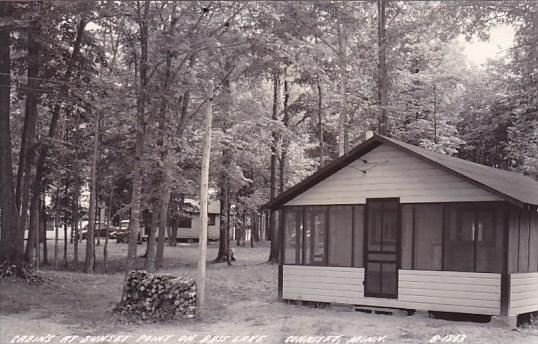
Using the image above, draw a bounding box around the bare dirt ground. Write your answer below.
[1,240,537,344]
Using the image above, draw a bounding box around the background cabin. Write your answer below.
[164,199,221,241]
[266,134,538,320]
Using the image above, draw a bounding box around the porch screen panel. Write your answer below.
[353,205,364,267]
[401,205,413,269]
[414,204,443,270]
[476,206,503,273]
[304,206,327,265]
[283,208,302,264]
[518,211,530,272]
[529,212,538,272]
[328,206,352,267]
[444,205,474,272]
[508,207,520,273]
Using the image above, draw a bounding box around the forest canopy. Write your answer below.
[0,1,536,273]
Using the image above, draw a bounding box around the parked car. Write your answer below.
[116,229,142,244]
[80,223,119,240]
[114,221,143,244]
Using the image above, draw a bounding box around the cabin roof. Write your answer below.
[264,134,538,209]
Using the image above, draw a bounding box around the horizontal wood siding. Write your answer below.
[285,144,502,206]
[509,273,538,316]
[283,266,501,315]
[398,270,501,315]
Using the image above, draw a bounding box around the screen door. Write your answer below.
[364,198,399,298]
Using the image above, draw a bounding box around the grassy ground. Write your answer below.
[1,240,536,344]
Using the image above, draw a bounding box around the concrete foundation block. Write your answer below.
[491,315,518,328]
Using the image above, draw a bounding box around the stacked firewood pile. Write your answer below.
[0,262,43,284]
[116,270,197,321]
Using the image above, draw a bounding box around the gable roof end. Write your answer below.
[264,135,538,209]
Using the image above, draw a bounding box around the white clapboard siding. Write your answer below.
[509,273,538,316]
[285,144,502,206]
[282,266,502,315]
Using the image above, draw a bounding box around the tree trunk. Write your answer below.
[280,80,290,194]
[169,222,178,247]
[104,185,112,273]
[63,183,68,267]
[72,171,80,269]
[0,2,22,268]
[85,111,101,273]
[53,189,59,270]
[377,0,388,135]
[17,24,40,256]
[40,200,48,266]
[144,201,159,272]
[196,80,213,319]
[433,85,438,144]
[123,2,149,297]
[337,11,348,155]
[268,72,280,263]
[35,198,40,269]
[155,12,176,270]
[214,76,233,263]
[316,79,324,168]
[214,183,228,262]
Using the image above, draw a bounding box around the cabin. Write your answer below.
[169,199,221,241]
[265,134,538,321]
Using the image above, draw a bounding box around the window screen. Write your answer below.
[529,212,538,272]
[353,205,364,267]
[304,206,327,265]
[328,206,352,267]
[401,205,413,270]
[518,211,530,272]
[444,205,474,272]
[508,207,520,273]
[475,206,503,273]
[414,204,443,270]
[283,208,302,264]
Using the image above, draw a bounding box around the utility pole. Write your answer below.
[196,80,214,319]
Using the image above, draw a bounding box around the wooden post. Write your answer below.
[196,80,214,319]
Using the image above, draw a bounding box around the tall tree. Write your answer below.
[0,3,22,268]
[268,72,280,263]
[377,0,388,135]
[124,1,150,288]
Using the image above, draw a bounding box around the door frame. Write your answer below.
[363,197,401,299]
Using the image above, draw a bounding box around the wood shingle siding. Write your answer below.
[282,266,502,315]
[286,144,502,206]
[509,273,538,316]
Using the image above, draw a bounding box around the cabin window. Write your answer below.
[353,205,365,267]
[414,205,443,271]
[304,206,327,265]
[328,206,353,267]
[208,214,216,226]
[283,208,302,264]
[178,216,192,228]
